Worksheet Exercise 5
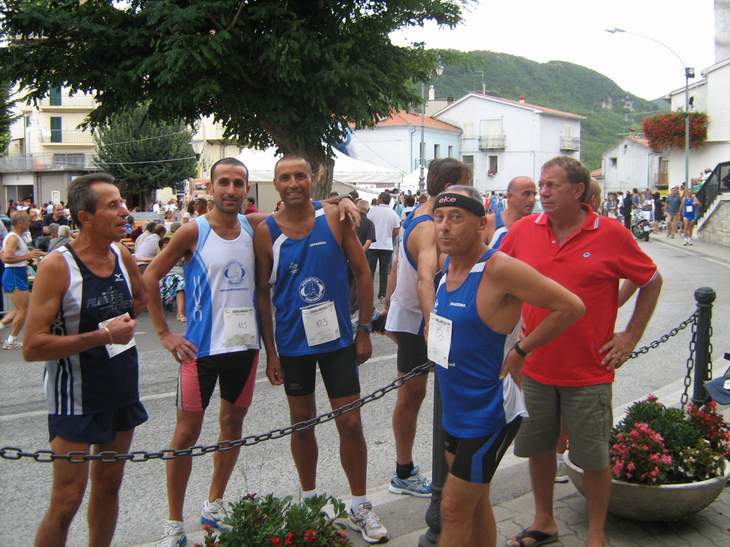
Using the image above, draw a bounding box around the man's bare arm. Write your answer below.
[412,224,438,323]
[118,243,147,317]
[340,215,373,363]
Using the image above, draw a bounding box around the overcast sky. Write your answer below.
[391,0,718,101]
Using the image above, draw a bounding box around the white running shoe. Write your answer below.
[2,340,21,350]
[201,498,229,530]
[348,502,389,544]
[156,520,187,547]
[555,453,570,483]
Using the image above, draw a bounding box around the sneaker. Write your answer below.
[156,520,187,547]
[201,498,228,530]
[2,340,21,350]
[348,502,389,544]
[555,454,569,484]
[389,467,432,497]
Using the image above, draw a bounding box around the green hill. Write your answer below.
[429,50,667,170]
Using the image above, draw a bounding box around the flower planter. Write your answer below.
[563,451,730,522]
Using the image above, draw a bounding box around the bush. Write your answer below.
[610,395,729,485]
[199,494,351,547]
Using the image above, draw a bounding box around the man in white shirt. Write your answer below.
[366,192,400,299]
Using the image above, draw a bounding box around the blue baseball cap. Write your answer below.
[705,357,730,406]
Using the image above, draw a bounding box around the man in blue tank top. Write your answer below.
[483,176,536,250]
[255,155,389,544]
[383,158,471,498]
[430,186,584,547]
[24,173,147,547]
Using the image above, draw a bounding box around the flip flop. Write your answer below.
[506,527,559,547]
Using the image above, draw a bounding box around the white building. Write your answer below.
[348,111,462,176]
[432,93,584,193]
[665,57,730,186]
[601,135,665,193]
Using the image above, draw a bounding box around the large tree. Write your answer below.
[0,82,13,153]
[94,104,196,209]
[0,1,463,197]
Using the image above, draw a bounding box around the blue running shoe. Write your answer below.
[389,467,432,497]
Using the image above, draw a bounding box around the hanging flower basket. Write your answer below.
[642,112,708,152]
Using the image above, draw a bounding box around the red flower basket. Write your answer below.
[642,112,708,151]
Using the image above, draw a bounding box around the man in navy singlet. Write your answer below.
[429,186,584,547]
[24,173,147,546]
[483,176,536,250]
[255,155,389,544]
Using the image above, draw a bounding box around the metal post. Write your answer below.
[684,70,690,189]
[419,375,447,547]
[692,287,715,405]
[419,82,426,194]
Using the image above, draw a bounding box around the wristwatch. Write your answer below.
[513,341,528,358]
[357,322,373,333]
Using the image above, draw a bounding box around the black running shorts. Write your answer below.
[280,345,360,399]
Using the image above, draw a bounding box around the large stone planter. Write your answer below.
[563,451,730,522]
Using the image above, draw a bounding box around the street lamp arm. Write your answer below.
[605,27,686,69]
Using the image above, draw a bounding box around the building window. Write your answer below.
[488,155,498,176]
[610,157,618,167]
[434,144,440,159]
[448,145,453,158]
[50,117,63,143]
[462,155,474,184]
[53,153,85,167]
[49,86,62,106]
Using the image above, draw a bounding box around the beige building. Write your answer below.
[1,86,96,211]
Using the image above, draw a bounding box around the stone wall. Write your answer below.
[700,198,730,245]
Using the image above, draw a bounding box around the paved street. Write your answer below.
[0,237,729,545]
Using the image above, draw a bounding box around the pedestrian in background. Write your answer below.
[666,186,681,238]
[366,192,401,300]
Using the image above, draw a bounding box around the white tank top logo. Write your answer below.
[192,275,205,322]
[299,276,325,304]
[223,260,246,285]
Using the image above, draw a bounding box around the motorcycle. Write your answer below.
[631,218,652,241]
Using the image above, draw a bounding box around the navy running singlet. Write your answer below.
[488,211,508,250]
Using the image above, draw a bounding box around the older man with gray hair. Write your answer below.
[483,176,537,250]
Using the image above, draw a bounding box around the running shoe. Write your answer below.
[156,520,187,547]
[201,498,229,530]
[554,453,570,484]
[389,467,432,497]
[2,340,21,350]
[348,502,389,544]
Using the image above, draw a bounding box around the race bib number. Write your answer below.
[301,301,340,347]
[99,313,136,358]
[223,307,258,347]
[427,313,452,369]
[685,205,693,213]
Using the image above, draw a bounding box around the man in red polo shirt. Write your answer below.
[502,156,662,547]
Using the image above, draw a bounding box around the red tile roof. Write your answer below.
[627,135,650,147]
[375,111,462,132]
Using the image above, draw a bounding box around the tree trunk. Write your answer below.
[309,154,335,200]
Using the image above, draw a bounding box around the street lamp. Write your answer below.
[605,27,694,189]
[419,63,444,194]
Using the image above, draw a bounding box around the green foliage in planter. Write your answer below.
[613,398,701,451]
[212,494,351,546]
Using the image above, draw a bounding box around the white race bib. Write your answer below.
[223,307,258,347]
[427,312,452,369]
[685,205,693,213]
[301,301,340,347]
[99,313,136,358]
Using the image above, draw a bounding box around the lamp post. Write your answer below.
[605,28,694,189]
[418,64,444,194]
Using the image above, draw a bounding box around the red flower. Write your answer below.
[303,529,317,542]
[285,532,295,545]
[271,537,281,546]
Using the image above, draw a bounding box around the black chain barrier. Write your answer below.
[0,360,435,464]
[0,312,700,464]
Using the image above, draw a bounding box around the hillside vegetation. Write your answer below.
[430,50,667,169]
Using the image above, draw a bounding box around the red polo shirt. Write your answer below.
[501,207,657,387]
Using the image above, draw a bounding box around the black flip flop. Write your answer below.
[506,527,559,547]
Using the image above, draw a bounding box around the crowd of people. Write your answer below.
[3,153,668,547]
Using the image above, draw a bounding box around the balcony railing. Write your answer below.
[40,94,96,109]
[560,136,580,151]
[478,134,506,150]
[0,154,96,172]
[39,129,96,145]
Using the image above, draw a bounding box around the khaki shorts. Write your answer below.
[514,376,612,471]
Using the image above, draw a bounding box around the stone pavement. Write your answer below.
[651,231,730,265]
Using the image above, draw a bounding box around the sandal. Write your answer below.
[506,528,558,547]
[177,314,187,323]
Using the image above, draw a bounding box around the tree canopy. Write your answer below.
[94,104,196,207]
[0,82,13,153]
[1,0,463,196]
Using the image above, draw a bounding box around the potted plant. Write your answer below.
[198,494,352,546]
[564,395,730,522]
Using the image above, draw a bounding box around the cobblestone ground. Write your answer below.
[497,482,730,547]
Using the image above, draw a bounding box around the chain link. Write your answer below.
[627,313,696,360]
[681,315,698,410]
[0,361,434,464]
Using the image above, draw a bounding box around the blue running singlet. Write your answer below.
[488,211,508,250]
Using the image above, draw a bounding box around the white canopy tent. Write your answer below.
[237,147,403,187]
[401,167,428,194]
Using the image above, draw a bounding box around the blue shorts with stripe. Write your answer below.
[444,417,522,484]
[1,267,28,292]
